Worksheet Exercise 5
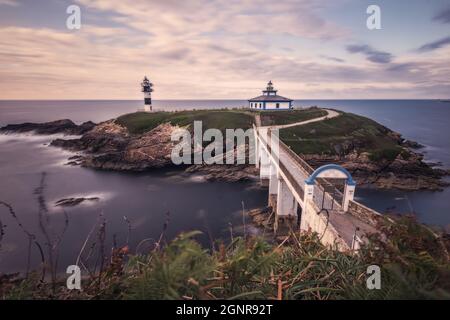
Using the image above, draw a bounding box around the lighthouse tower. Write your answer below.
[141,76,153,112]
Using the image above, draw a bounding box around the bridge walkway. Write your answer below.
[256,109,378,247]
[278,141,377,247]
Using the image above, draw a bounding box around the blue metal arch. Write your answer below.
[305,164,356,186]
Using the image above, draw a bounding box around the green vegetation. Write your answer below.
[116,109,404,163]
[116,108,331,135]
[116,110,254,134]
[116,108,409,162]
[2,216,449,300]
[280,112,403,160]
[259,107,327,126]
[368,148,402,162]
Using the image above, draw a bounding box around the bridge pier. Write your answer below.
[274,177,298,235]
[254,133,259,169]
[268,164,278,209]
[259,148,271,186]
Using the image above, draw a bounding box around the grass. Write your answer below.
[279,112,403,160]
[258,107,328,126]
[116,108,332,134]
[117,108,406,162]
[116,110,255,134]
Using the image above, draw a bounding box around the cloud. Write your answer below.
[0,0,449,99]
[76,0,349,40]
[386,63,416,72]
[346,44,393,64]
[417,36,450,52]
[320,55,345,63]
[1,22,448,100]
[433,7,450,24]
[0,0,19,6]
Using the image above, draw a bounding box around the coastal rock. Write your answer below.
[55,197,100,207]
[90,120,129,136]
[186,164,259,182]
[304,149,449,191]
[50,120,259,181]
[247,207,274,230]
[0,119,95,135]
[402,139,424,149]
[65,155,83,166]
[122,123,176,165]
[51,120,129,153]
[52,122,179,171]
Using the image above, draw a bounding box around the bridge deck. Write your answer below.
[278,143,377,246]
[327,210,378,247]
[257,122,377,248]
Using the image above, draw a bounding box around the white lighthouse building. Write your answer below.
[141,76,154,112]
[249,81,293,110]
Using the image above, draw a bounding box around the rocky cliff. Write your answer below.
[0,119,95,135]
[303,150,449,190]
[51,120,179,171]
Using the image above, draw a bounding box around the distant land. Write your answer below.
[2,107,448,191]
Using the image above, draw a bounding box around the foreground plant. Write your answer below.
[1,216,450,300]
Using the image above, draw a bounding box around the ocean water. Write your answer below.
[0,100,450,273]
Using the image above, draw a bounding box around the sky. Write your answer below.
[0,0,449,100]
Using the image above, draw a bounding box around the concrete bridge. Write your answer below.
[253,110,381,251]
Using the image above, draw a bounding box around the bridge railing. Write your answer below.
[257,126,305,200]
[256,126,382,222]
[280,137,382,222]
[277,138,344,210]
[279,161,305,200]
[278,141,314,175]
[256,126,344,209]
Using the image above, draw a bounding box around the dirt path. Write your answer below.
[263,109,340,129]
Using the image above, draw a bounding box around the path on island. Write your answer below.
[268,109,340,129]
[254,109,339,130]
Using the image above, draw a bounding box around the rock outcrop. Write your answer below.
[186,164,259,182]
[303,150,449,191]
[0,119,95,135]
[51,121,179,171]
[55,197,100,207]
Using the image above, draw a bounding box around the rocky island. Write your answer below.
[0,119,95,135]
[1,107,448,191]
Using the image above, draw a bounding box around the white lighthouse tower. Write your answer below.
[141,76,153,112]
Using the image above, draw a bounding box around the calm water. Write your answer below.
[1,100,450,273]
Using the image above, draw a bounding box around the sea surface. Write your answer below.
[1,99,449,273]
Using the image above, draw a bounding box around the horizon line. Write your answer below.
[0,98,448,102]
